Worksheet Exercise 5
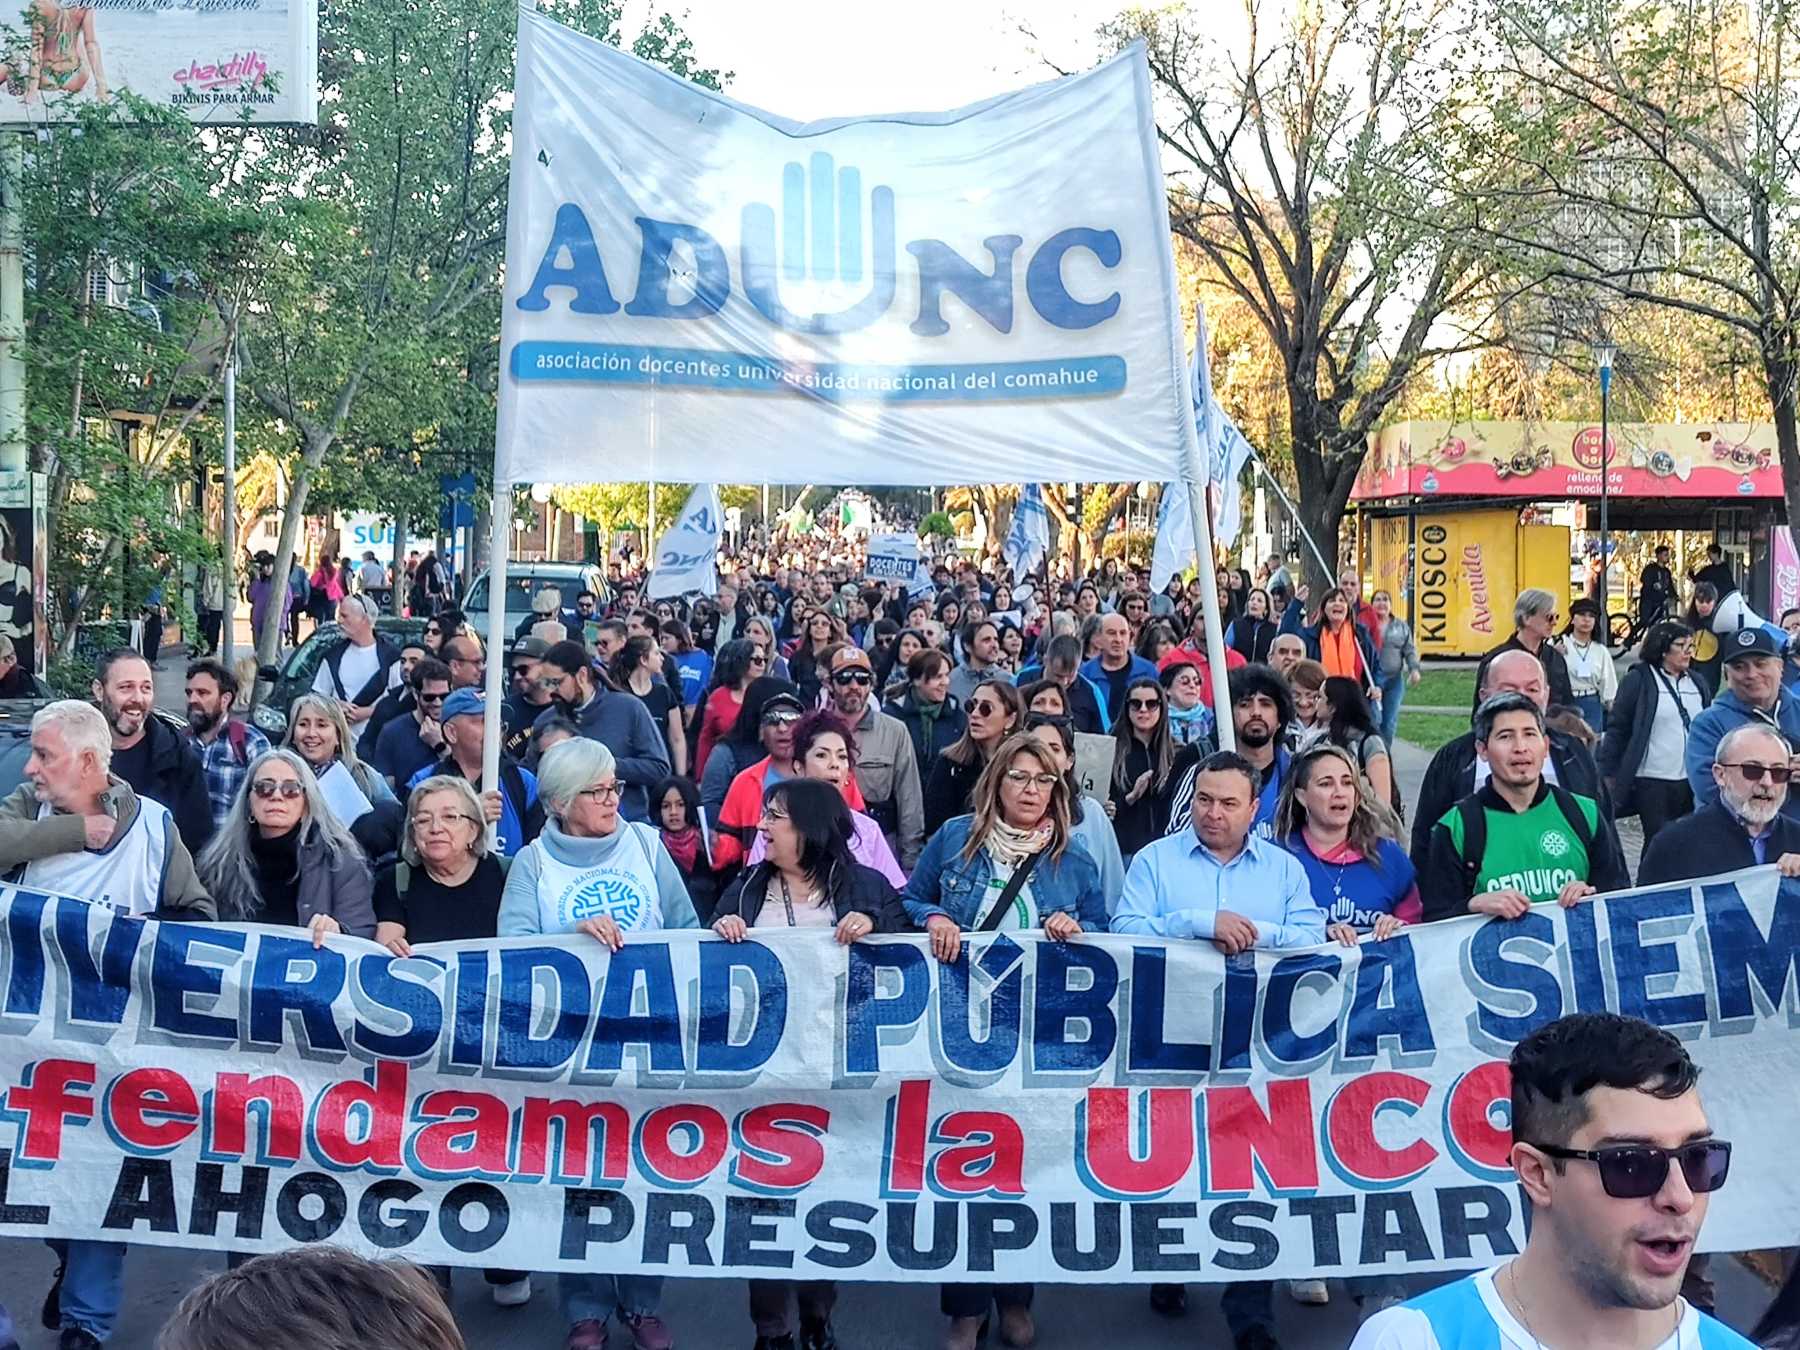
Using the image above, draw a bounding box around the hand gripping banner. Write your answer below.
[0,869,1796,1280]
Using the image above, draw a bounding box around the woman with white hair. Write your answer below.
[196,748,375,945]
[498,736,696,1349]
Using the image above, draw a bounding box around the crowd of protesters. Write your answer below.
[1,507,1785,1350]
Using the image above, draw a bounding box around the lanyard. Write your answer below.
[1652,669,1694,733]
[778,873,797,926]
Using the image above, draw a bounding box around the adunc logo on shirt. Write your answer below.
[1539,830,1572,858]
[559,867,651,929]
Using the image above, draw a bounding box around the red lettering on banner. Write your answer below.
[1446,1061,1514,1176]
[929,1110,1026,1197]
[635,1104,729,1186]
[409,1090,513,1177]
[731,1103,830,1192]
[516,1098,630,1186]
[5,1058,95,1162]
[1077,1088,1195,1198]
[106,1068,199,1153]
[1200,1080,1319,1194]
[209,1072,305,1163]
[311,1060,408,1170]
[1321,1072,1437,1186]
[883,1078,931,1196]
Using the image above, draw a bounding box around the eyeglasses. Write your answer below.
[1004,769,1059,789]
[1529,1139,1732,1200]
[968,699,1004,716]
[749,653,769,666]
[1128,697,1163,712]
[417,691,447,705]
[411,812,477,831]
[576,781,623,803]
[831,670,873,686]
[251,779,304,800]
[761,708,802,726]
[537,674,569,692]
[1724,761,1792,783]
[759,806,791,823]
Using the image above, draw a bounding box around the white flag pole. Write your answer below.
[479,481,513,837]
[1185,471,1235,751]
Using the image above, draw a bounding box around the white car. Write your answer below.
[460,562,609,643]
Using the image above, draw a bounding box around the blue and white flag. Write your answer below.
[1152,306,1253,588]
[1004,483,1051,579]
[498,8,1196,489]
[646,484,722,599]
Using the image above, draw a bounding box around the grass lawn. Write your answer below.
[1397,711,1468,752]
[1411,667,1476,709]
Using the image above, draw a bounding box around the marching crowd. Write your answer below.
[0,526,1788,1350]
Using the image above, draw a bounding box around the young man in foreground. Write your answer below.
[1353,1012,1751,1349]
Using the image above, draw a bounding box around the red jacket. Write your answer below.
[1157,640,1247,705]
[693,686,743,780]
[715,756,867,870]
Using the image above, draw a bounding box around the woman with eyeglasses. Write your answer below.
[743,710,903,884]
[923,677,1024,835]
[1159,660,1218,749]
[903,732,1103,1350]
[197,748,375,946]
[744,615,793,683]
[1598,620,1711,844]
[693,638,762,779]
[1108,676,1203,860]
[499,738,695,1349]
[1024,712,1126,906]
[610,635,688,777]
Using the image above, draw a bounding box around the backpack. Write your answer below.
[1456,784,1596,898]
[223,718,252,767]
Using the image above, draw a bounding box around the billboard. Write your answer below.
[1354,420,1785,501]
[0,1,318,127]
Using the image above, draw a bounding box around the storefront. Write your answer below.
[1353,419,1791,655]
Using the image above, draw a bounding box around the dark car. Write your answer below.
[253,617,428,740]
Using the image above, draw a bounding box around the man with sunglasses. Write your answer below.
[825,644,924,868]
[1684,627,1800,822]
[1421,693,1630,922]
[370,657,451,791]
[1353,1012,1747,1350]
[1472,588,1575,713]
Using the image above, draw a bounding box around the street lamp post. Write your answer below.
[1595,342,1617,632]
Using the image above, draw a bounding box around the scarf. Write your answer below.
[1320,622,1360,680]
[1168,700,1213,746]
[985,816,1054,868]
[916,698,943,750]
[661,825,702,873]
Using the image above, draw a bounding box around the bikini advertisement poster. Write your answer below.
[0,1,318,127]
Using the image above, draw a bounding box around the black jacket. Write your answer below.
[1598,662,1710,810]
[116,713,215,856]
[1409,727,1615,872]
[923,751,985,836]
[713,859,908,932]
[1472,634,1574,713]
[1638,801,1800,885]
[885,689,967,775]
[320,635,402,708]
[1419,780,1632,922]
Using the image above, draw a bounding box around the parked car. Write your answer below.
[461,562,608,642]
[0,695,46,797]
[253,617,428,740]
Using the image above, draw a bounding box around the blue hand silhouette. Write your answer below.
[744,152,896,335]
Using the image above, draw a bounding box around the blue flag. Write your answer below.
[1004,483,1051,579]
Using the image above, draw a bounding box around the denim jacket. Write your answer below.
[903,814,1108,932]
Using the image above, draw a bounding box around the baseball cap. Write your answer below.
[1724,627,1784,662]
[440,688,487,723]
[511,636,550,661]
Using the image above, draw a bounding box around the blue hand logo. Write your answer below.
[742,152,896,335]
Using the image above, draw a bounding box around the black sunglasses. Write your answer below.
[1531,1139,1731,1200]
[1127,697,1163,711]
[831,670,873,686]
[1724,761,1792,784]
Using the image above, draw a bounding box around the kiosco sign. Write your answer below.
[1370,510,1570,658]
[0,1,319,128]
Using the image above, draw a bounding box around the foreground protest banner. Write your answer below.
[3,869,1794,1280]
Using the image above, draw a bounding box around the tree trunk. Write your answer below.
[252,430,329,696]
[1766,338,1800,573]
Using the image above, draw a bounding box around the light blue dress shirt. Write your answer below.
[1110,827,1326,947]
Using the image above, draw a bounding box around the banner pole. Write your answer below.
[1185,472,1235,751]
[479,480,513,838]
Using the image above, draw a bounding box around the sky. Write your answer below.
[625,1,1121,119]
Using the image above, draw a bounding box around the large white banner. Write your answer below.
[2,871,1797,1278]
[496,7,1195,488]
[0,0,319,127]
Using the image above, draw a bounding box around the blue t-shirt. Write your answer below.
[406,761,539,858]
[1281,833,1416,931]
[674,649,713,706]
[1351,1266,1755,1350]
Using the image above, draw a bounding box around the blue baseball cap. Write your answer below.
[439,688,487,723]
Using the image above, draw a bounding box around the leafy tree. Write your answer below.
[1097,0,1502,586]
[235,0,727,667]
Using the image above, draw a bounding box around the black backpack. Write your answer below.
[1456,784,1596,896]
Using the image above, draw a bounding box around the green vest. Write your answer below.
[1440,786,1599,903]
